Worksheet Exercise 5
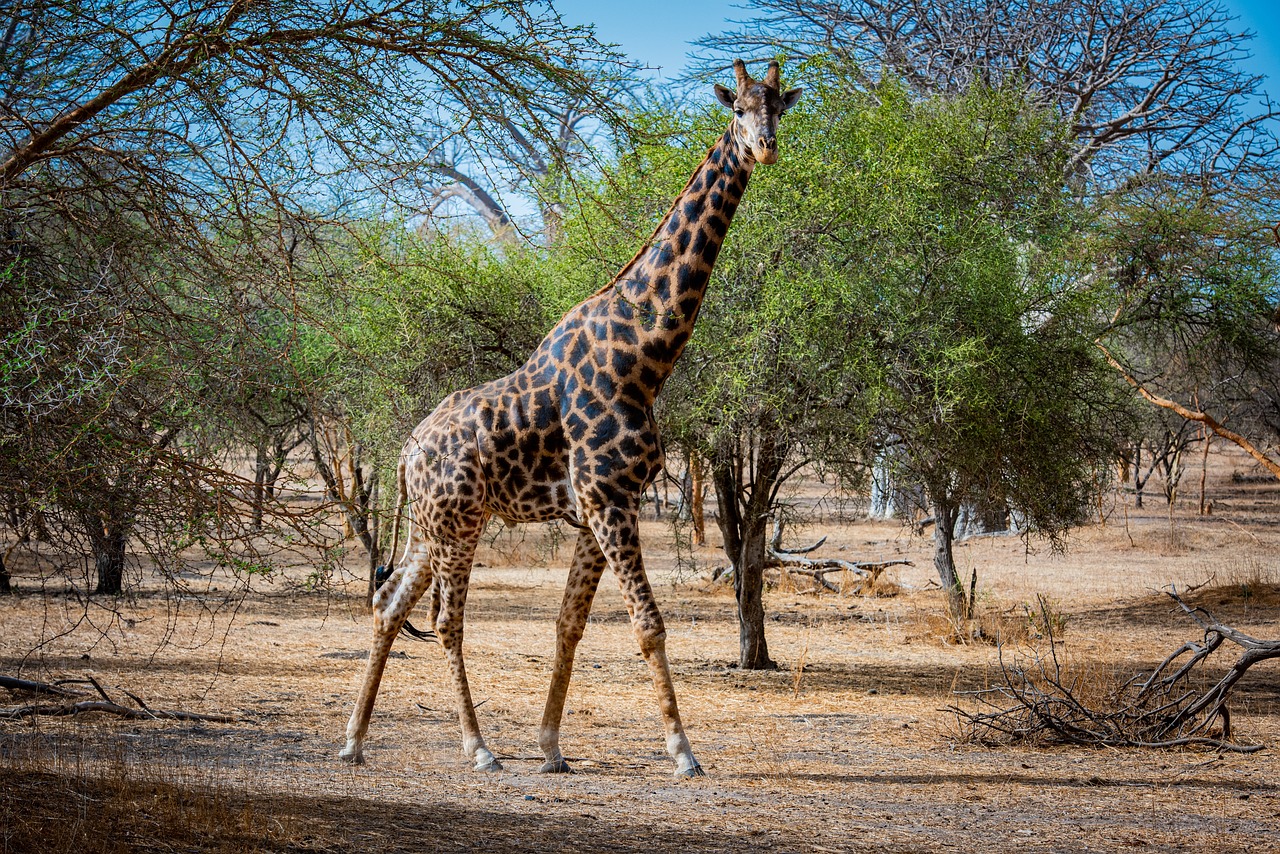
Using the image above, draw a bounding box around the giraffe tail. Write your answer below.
[374,455,436,643]
[386,454,408,572]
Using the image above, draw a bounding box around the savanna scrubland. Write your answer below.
[3,1,1279,851]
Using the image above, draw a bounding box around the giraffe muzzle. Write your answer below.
[756,136,778,164]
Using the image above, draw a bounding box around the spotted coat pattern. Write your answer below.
[341,60,802,778]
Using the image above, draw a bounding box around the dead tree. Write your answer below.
[952,590,1279,752]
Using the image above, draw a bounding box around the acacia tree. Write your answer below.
[1091,187,1280,481]
[842,79,1138,613]
[420,68,638,243]
[0,0,627,598]
[705,0,1280,483]
[550,67,1125,656]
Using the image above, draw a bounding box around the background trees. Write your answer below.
[705,0,1280,470]
[1,0,1275,667]
[0,0,629,597]
[695,0,1280,619]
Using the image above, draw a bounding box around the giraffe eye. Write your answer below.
[733,108,744,117]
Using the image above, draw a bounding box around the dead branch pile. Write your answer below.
[1,675,237,723]
[717,519,913,593]
[951,590,1278,753]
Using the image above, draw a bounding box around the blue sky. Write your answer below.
[555,0,1280,98]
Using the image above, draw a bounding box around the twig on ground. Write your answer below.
[1,700,239,723]
[769,519,912,592]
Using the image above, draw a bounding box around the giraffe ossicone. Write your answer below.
[340,59,802,778]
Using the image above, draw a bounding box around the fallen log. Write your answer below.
[0,676,84,697]
[770,518,913,592]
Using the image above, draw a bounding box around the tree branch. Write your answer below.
[1097,343,1280,479]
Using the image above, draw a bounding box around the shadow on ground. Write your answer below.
[1,767,781,854]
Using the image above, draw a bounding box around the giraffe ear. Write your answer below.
[781,87,803,112]
[714,84,737,110]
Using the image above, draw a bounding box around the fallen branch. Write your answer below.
[1,700,239,723]
[0,676,84,698]
[771,518,913,592]
[715,520,914,593]
[1,673,238,723]
[951,590,1278,753]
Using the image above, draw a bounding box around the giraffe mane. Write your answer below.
[589,140,723,299]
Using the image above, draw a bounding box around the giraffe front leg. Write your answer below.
[341,550,432,764]
[585,505,704,779]
[538,529,608,773]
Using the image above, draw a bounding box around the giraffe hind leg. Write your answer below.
[430,535,503,772]
[340,535,434,764]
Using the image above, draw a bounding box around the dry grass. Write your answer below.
[1,445,1279,852]
[0,742,310,853]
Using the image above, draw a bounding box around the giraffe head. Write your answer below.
[714,59,802,165]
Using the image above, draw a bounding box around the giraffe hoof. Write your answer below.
[474,758,504,772]
[539,758,573,774]
[339,745,365,765]
[676,763,706,779]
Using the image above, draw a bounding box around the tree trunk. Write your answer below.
[931,497,963,616]
[712,430,783,671]
[689,452,706,546]
[91,522,128,595]
[869,448,895,518]
[735,510,774,669]
[0,551,11,594]
[1199,432,1211,515]
[251,443,269,532]
[308,423,382,591]
[1133,444,1145,509]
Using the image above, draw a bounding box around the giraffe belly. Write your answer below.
[484,472,578,526]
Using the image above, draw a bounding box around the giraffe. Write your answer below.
[341,59,802,778]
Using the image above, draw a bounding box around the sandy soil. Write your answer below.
[1,446,1278,852]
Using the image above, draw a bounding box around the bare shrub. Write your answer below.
[951,590,1278,752]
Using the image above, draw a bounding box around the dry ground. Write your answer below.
[2,447,1279,852]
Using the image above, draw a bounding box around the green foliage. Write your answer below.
[304,230,590,471]
[556,63,1131,550]
[1093,183,1280,380]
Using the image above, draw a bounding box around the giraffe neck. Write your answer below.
[598,127,754,395]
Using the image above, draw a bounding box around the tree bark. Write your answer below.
[251,443,269,532]
[689,452,706,546]
[1133,444,1145,509]
[931,496,963,616]
[91,521,128,595]
[712,431,783,670]
[735,509,774,669]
